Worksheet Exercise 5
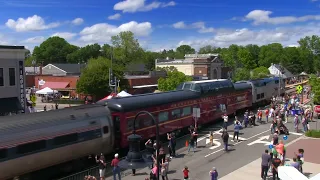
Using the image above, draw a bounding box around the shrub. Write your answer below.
[305,130,320,138]
[53,99,85,104]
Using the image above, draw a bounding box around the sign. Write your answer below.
[193,108,200,118]
[30,95,37,103]
[247,135,271,146]
[296,85,303,94]
[19,61,25,113]
[269,144,274,149]
[117,86,121,93]
[283,135,288,140]
[205,138,221,150]
[38,79,45,86]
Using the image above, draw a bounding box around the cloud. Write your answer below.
[22,36,46,43]
[108,13,121,20]
[114,0,175,13]
[311,0,318,2]
[176,23,320,50]
[79,21,152,43]
[244,10,320,25]
[71,18,84,25]
[172,21,214,33]
[51,32,77,40]
[5,15,60,32]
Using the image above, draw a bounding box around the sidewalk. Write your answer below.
[220,137,320,180]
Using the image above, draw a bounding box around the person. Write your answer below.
[96,153,106,180]
[265,108,269,123]
[209,131,214,146]
[111,153,121,180]
[221,129,229,151]
[183,166,189,180]
[222,114,228,130]
[294,114,299,132]
[275,140,285,163]
[161,158,169,180]
[209,167,218,180]
[257,109,262,123]
[291,157,300,170]
[158,143,166,163]
[188,132,196,153]
[271,154,281,180]
[167,133,176,158]
[233,121,241,142]
[272,133,279,146]
[150,163,158,180]
[261,149,271,180]
[295,149,304,173]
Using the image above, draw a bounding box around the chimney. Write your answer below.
[40,64,43,75]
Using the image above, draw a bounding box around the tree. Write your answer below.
[143,51,158,71]
[157,68,192,91]
[251,66,270,79]
[298,35,319,73]
[309,74,320,104]
[232,68,250,82]
[156,66,178,72]
[237,47,256,69]
[220,45,239,69]
[32,37,78,65]
[176,45,195,59]
[66,44,101,63]
[245,44,260,66]
[199,45,214,54]
[111,31,144,66]
[76,57,125,100]
[282,47,303,75]
[258,43,284,67]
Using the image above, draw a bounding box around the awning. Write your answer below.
[0,97,23,113]
[41,82,70,89]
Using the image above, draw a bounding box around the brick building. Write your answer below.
[155,53,232,80]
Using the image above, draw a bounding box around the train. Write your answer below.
[0,77,284,180]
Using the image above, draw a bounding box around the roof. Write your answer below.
[0,45,25,49]
[233,82,252,91]
[126,63,146,72]
[191,79,227,84]
[25,67,40,74]
[100,90,200,112]
[270,64,294,78]
[41,82,70,89]
[50,64,86,74]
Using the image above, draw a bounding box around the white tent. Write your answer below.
[278,166,309,180]
[117,91,132,97]
[36,87,58,95]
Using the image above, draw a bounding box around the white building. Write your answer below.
[268,63,294,79]
[0,45,28,116]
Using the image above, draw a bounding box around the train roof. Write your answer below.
[0,104,108,134]
[103,90,200,112]
[233,82,252,91]
[177,79,234,95]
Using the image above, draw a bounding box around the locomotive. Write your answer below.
[0,78,283,179]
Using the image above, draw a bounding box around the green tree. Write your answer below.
[309,74,320,104]
[282,47,303,74]
[251,66,270,79]
[220,45,239,69]
[237,47,256,69]
[176,45,195,59]
[157,68,192,91]
[32,37,78,65]
[66,43,101,63]
[232,68,250,82]
[245,44,260,66]
[298,35,319,73]
[111,31,144,66]
[199,45,214,54]
[76,57,124,100]
[143,51,159,71]
[258,43,284,67]
[156,66,178,72]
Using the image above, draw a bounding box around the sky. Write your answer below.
[0,0,320,52]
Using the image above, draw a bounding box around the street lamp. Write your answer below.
[119,111,160,180]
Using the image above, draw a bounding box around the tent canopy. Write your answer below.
[36,87,58,95]
[117,91,132,97]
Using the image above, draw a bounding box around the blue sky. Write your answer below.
[0,0,320,52]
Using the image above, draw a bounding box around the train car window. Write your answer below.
[257,94,261,100]
[183,83,191,90]
[103,126,109,134]
[182,107,191,116]
[261,93,265,98]
[127,118,140,131]
[16,140,47,154]
[171,109,181,119]
[158,112,169,122]
[0,149,8,159]
[53,133,78,146]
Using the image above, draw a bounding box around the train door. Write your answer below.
[100,115,113,153]
[112,114,122,150]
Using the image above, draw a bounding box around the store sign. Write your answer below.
[19,61,25,113]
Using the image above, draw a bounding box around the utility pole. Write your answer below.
[108,47,117,93]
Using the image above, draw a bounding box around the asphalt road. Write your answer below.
[117,114,316,180]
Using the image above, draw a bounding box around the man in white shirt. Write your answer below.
[222,114,228,130]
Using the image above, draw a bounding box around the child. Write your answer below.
[183,166,189,180]
[295,149,304,173]
[209,131,214,146]
[209,167,218,180]
[161,161,168,180]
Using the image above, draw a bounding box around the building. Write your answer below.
[155,53,229,79]
[268,63,294,79]
[33,63,85,97]
[0,45,28,115]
